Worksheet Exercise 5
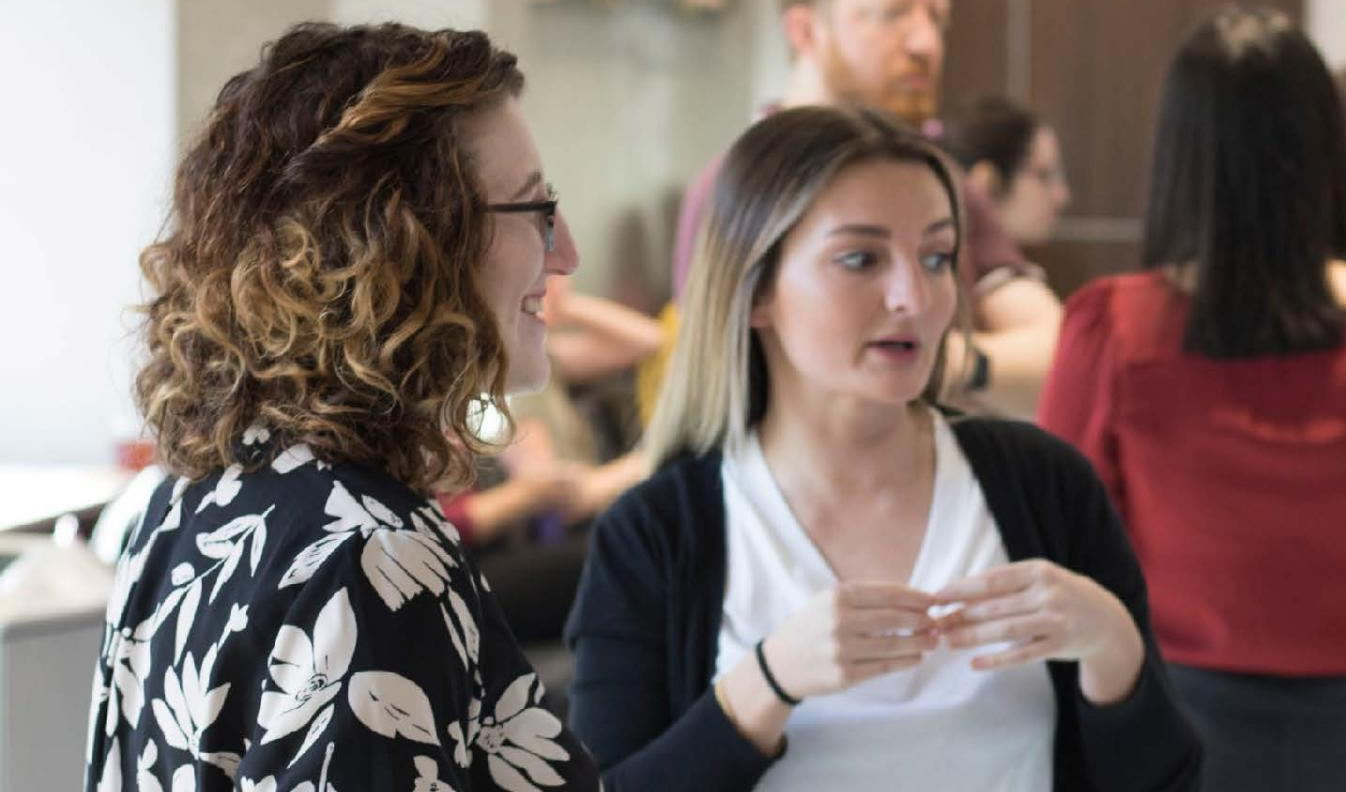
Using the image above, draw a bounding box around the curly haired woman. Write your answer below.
[85,23,600,791]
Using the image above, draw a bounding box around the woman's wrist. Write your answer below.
[719,648,794,757]
[1078,597,1145,706]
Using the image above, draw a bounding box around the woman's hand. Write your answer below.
[718,581,938,756]
[933,560,1145,705]
[540,274,572,327]
[762,581,939,700]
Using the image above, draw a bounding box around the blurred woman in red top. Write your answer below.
[1038,8,1346,791]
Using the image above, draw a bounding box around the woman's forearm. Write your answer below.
[717,647,793,757]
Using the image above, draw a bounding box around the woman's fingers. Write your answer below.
[837,581,937,611]
[845,631,939,662]
[970,636,1060,670]
[944,613,1064,651]
[843,606,935,635]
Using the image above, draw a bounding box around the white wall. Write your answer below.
[0,0,176,464]
[492,0,766,307]
[0,0,783,464]
[173,0,779,307]
[1307,0,1346,69]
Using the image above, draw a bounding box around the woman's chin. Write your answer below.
[503,357,550,396]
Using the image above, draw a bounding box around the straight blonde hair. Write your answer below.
[645,106,968,468]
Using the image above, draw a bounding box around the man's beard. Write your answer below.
[821,45,939,127]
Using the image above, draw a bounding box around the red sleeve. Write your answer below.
[1037,279,1125,514]
[435,491,476,545]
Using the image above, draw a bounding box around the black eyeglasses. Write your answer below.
[487,183,558,252]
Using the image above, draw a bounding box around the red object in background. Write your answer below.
[115,438,156,471]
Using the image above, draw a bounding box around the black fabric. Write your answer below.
[565,416,1202,791]
[87,439,601,791]
[1168,664,1346,792]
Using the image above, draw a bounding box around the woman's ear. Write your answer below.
[967,161,1003,199]
[749,289,774,330]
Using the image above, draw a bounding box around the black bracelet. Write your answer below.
[755,639,801,706]
[966,343,991,392]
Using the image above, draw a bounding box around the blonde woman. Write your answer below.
[87,23,600,791]
[565,107,1199,791]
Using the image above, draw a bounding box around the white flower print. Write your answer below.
[96,737,123,792]
[195,506,273,603]
[257,588,356,750]
[361,527,458,611]
[440,592,480,672]
[288,742,339,792]
[347,671,440,746]
[105,495,182,630]
[447,697,482,769]
[413,755,459,792]
[105,625,154,735]
[171,765,195,792]
[278,482,380,589]
[470,673,570,792]
[242,424,271,446]
[280,481,458,612]
[196,465,243,513]
[137,741,165,792]
[238,776,277,792]
[149,647,238,775]
[272,444,314,474]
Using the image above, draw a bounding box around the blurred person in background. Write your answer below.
[438,279,656,648]
[941,94,1072,250]
[569,105,1200,792]
[645,0,1063,421]
[86,23,601,791]
[1038,8,1346,790]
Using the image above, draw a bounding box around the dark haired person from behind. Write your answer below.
[1039,8,1346,791]
[85,23,600,790]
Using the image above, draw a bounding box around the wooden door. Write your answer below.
[941,0,1305,297]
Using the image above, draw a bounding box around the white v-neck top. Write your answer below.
[715,411,1055,791]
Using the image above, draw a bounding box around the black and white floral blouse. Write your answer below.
[85,430,601,792]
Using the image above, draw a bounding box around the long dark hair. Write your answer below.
[136,23,524,490]
[941,95,1040,189]
[1143,6,1346,359]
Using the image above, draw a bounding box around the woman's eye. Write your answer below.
[837,251,879,271]
[921,252,954,273]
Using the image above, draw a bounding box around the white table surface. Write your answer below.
[0,464,134,530]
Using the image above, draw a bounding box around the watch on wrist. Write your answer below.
[966,344,991,392]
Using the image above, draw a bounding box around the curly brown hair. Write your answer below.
[135,23,524,492]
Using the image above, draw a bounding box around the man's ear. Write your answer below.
[967,161,1004,199]
[782,3,821,61]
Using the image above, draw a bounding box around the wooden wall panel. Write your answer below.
[941,0,1304,297]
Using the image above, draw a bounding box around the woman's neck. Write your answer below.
[756,390,933,511]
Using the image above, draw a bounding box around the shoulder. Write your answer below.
[590,451,724,563]
[1063,271,1172,321]
[949,416,1100,488]
[1061,274,1121,319]
[604,451,723,522]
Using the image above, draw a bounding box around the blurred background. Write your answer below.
[2,2,1345,788]
[2,0,1343,470]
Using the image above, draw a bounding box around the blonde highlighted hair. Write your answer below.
[135,23,524,491]
[645,106,967,468]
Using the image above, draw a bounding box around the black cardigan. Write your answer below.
[565,417,1201,791]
